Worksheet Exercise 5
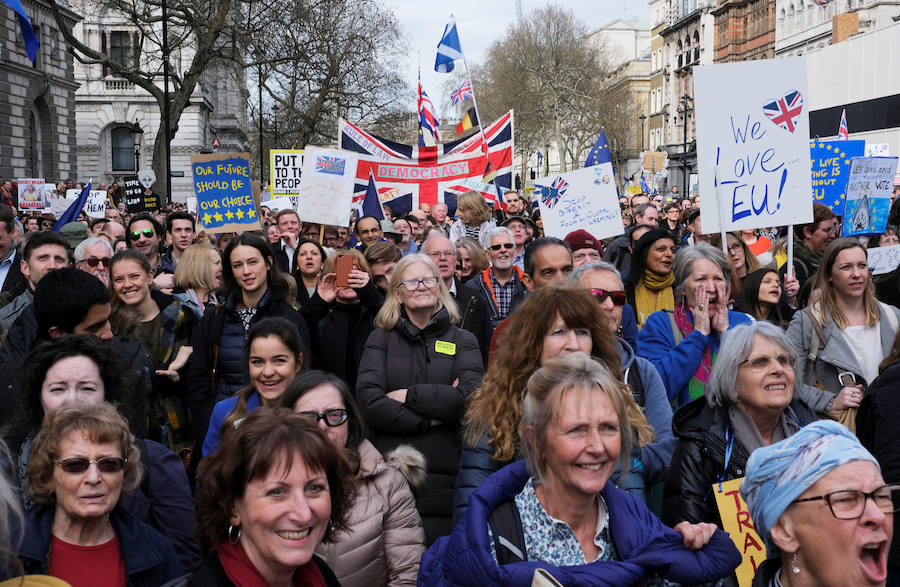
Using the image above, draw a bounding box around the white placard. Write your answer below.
[842,156,899,237]
[47,193,78,218]
[534,163,624,240]
[84,191,107,219]
[17,178,46,211]
[260,198,294,213]
[865,143,890,157]
[694,58,813,232]
[297,146,358,226]
[270,150,304,197]
[868,245,900,275]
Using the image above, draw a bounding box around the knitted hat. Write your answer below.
[58,222,88,250]
[564,229,602,255]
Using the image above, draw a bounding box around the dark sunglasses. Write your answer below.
[56,456,127,474]
[82,256,111,268]
[489,243,515,251]
[131,229,155,239]
[298,409,348,427]
[591,288,627,306]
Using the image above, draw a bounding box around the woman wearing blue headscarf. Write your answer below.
[741,420,897,587]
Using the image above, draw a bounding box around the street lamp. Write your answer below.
[639,113,647,151]
[680,94,692,197]
[255,49,265,183]
[272,103,279,148]
[161,0,172,203]
[130,121,144,172]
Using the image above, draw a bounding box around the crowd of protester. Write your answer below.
[0,182,898,586]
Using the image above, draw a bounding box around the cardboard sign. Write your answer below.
[713,477,764,587]
[535,164,624,240]
[842,156,899,237]
[190,152,262,233]
[642,151,667,173]
[694,58,814,232]
[270,149,305,197]
[123,176,150,213]
[810,140,865,215]
[297,146,358,226]
[84,191,108,219]
[867,244,900,276]
[16,178,46,210]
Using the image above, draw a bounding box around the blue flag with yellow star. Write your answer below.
[585,131,613,168]
[191,152,262,233]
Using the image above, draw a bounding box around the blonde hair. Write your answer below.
[457,190,491,225]
[375,254,459,329]
[174,243,220,290]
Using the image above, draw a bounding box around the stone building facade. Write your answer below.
[712,0,776,62]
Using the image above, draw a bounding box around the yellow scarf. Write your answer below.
[635,271,675,327]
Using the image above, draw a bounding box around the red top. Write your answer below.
[48,534,126,587]
[747,235,772,257]
[217,540,327,587]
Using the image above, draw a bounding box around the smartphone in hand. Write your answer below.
[335,254,353,288]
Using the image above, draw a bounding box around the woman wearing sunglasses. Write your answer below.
[282,371,426,587]
[357,254,484,545]
[17,402,183,586]
[456,286,660,519]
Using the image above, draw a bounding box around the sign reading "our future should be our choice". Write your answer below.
[190,152,261,233]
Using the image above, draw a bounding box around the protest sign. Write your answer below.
[46,192,78,218]
[809,140,865,215]
[694,57,813,232]
[866,143,890,157]
[842,156,899,237]
[270,150,304,197]
[713,478,764,587]
[535,164,623,240]
[84,191,107,219]
[190,152,262,233]
[123,176,151,213]
[867,244,900,275]
[138,169,156,189]
[16,178,46,211]
[297,146,358,226]
[259,198,294,213]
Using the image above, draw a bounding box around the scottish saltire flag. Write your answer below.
[2,0,40,61]
[450,79,474,105]
[339,111,514,214]
[540,176,568,209]
[838,109,849,140]
[417,76,441,147]
[53,180,91,232]
[435,15,463,73]
[585,130,613,167]
[762,90,804,133]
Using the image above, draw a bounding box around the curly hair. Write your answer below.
[464,287,623,463]
[195,407,355,545]
[26,402,142,506]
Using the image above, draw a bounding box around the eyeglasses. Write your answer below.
[590,288,627,306]
[739,354,797,370]
[427,250,456,259]
[297,409,348,427]
[41,222,54,228]
[727,243,743,254]
[489,243,515,251]
[793,485,900,520]
[397,277,439,291]
[82,256,111,268]
[56,456,127,474]
[130,229,154,240]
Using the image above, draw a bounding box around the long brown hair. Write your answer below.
[464,287,627,462]
[813,238,879,329]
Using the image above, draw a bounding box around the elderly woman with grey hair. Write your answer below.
[662,322,816,554]
[636,242,753,407]
[741,420,896,586]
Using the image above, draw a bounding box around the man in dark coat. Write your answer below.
[0,204,25,294]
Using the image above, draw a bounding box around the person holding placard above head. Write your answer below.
[786,238,900,428]
[637,242,753,407]
[449,191,496,249]
[779,203,837,296]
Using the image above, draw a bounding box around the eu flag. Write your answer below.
[1,0,40,61]
[53,180,91,232]
[585,130,612,167]
[360,171,385,221]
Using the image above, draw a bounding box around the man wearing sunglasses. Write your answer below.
[126,213,172,291]
[0,231,69,335]
[465,227,527,332]
[569,261,675,487]
[74,236,115,287]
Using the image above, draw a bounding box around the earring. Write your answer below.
[791,552,800,574]
[228,524,241,544]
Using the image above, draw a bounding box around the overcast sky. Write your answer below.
[387,0,650,118]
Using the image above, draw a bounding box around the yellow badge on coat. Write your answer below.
[435,340,456,355]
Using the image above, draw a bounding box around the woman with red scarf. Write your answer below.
[181,408,354,587]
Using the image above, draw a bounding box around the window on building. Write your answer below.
[111,127,135,171]
[101,31,139,76]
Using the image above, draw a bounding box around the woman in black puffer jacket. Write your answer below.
[356,254,483,546]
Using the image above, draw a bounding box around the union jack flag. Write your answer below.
[418,75,441,146]
[762,90,804,134]
[314,155,346,175]
[838,109,848,140]
[450,79,473,105]
[540,176,568,209]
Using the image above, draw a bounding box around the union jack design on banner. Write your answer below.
[450,79,473,105]
[762,90,804,134]
[314,156,346,175]
[838,109,849,140]
[418,77,441,146]
[339,111,514,214]
[540,176,568,209]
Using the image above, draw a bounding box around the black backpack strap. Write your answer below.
[625,363,645,409]
[488,499,527,565]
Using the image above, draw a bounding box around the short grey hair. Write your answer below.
[422,232,455,256]
[487,226,514,245]
[74,237,114,262]
[705,321,800,408]
[568,261,623,288]
[673,241,732,300]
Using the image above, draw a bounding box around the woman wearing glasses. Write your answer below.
[17,402,183,585]
[742,420,895,587]
[357,254,483,544]
[664,322,816,581]
[283,371,426,587]
[625,229,677,328]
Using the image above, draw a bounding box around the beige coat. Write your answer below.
[316,440,425,587]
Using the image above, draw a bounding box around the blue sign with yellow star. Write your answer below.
[191,152,262,233]
[809,140,865,216]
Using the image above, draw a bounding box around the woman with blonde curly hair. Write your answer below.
[448,191,496,249]
[454,286,661,521]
